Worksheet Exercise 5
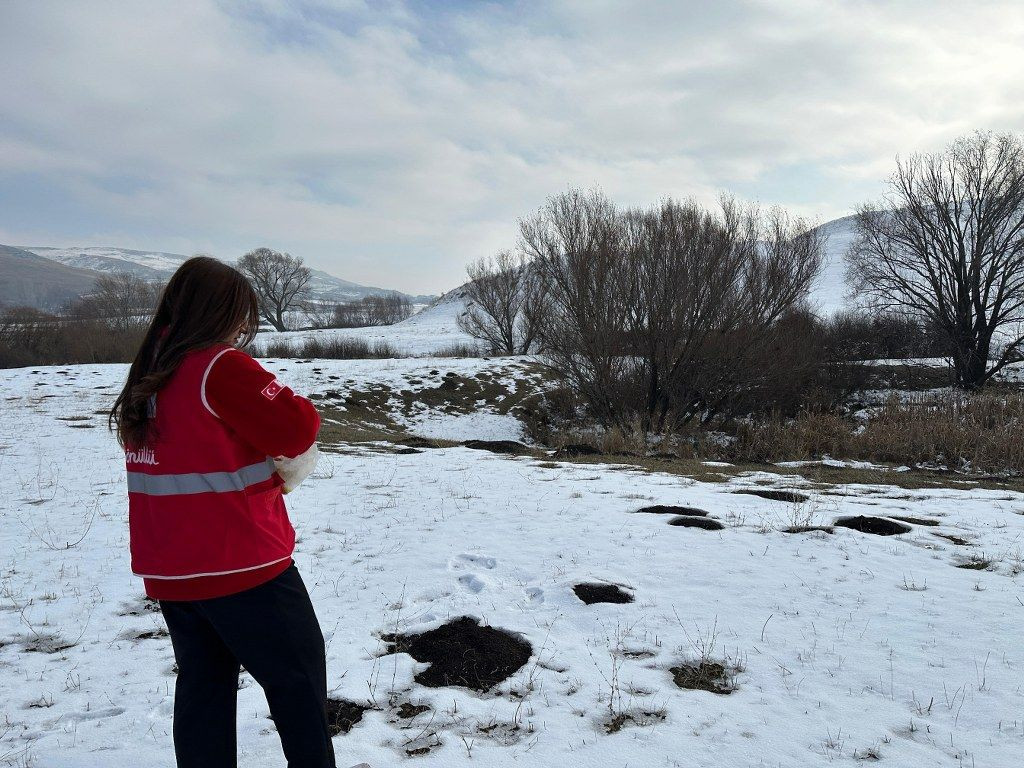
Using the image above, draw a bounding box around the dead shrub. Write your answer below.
[257,335,399,359]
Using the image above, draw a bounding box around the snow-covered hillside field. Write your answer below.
[257,285,479,357]
[2,355,1023,768]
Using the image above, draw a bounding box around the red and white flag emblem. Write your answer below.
[261,379,283,400]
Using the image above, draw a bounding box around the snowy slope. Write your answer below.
[1,359,1023,767]
[811,214,857,314]
[259,284,477,356]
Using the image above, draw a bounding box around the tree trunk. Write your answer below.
[953,337,990,390]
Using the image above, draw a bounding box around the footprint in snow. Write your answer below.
[54,706,127,723]
[458,574,486,593]
[448,553,497,571]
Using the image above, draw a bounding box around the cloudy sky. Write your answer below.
[1,0,1022,294]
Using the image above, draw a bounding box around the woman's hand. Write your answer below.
[273,443,320,494]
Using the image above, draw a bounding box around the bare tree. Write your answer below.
[457,251,543,355]
[237,248,312,332]
[520,189,639,427]
[522,189,824,432]
[847,131,1024,388]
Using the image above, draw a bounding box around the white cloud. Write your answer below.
[0,0,1021,293]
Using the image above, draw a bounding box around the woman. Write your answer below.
[110,256,336,768]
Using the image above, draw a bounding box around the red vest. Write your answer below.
[125,345,295,583]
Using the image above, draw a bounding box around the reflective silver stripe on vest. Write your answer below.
[127,458,275,496]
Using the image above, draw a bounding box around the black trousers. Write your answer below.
[160,563,336,768]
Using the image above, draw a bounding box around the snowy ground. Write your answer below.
[2,359,1024,768]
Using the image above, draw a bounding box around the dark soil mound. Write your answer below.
[668,516,724,530]
[834,515,911,536]
[553,443,602,458]
[670,661,737,694]
[573,583,634,605]
[326,698,370,736]
[393,447,423,455]
[783,525,834,534]
[396,702,430,719]
[634,505,709,516]
[733,489,809,503]
[956,558,991,570]
[397,436,441,449]
[888,515,941,526]
[933,532,970,546]
[383,617,532,692]
[462,440,531,455]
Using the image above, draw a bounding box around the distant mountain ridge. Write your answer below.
[3,245,435,309]
[3,216,856,314]
[0,245,102,309]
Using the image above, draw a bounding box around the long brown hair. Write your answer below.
[110,256,260,448]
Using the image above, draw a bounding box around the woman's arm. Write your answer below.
[202,347,320,460]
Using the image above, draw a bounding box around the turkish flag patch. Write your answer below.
[261,379,283,400]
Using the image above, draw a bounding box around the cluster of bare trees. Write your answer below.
[331,293,412,328]
[66,273,162,331]
[462,189,825,431]
[1,273,164,367]
[848,131,1024,389]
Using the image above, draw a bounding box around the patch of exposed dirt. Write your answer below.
[956,558,992,570]
[382,617,532,692]
[783,525,834,534]
[326,698,372,736]
[461,440,532,456]
[123,628,169,641]
[733,489,809,503]
[933,532,971,546]
[573,583,633,605]
[834,516,912,536]
[117,597,160,617]
[604,709,667,733]
[397,436,443,449]
[22,634,75,654]
[670,660,738,695]
[396,702,430,719]
[553,443,603,458]
[668,516,724,530]
[633,505,709,516]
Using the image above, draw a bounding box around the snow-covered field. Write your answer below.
[2,358,1024,768]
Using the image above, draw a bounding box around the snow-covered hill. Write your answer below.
[22,245,187,278]
[811,214,857,315]
[259,284,477,356]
